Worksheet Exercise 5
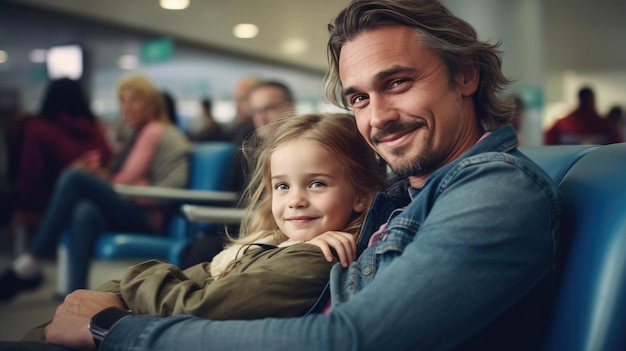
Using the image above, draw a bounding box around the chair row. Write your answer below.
[56,141,239,295]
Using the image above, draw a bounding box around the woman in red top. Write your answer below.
[12,78,112,242]
[0,74,190,301]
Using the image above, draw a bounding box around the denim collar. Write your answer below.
[409,124,519,193]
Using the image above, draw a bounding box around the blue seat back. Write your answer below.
[522,143,626,350]
[518,145,598,184]
[168,142,236,240]
[96,141,236,260]
[188,142,236,191]
[544,143,626,351]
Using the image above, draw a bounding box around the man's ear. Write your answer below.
[457,59,480,97]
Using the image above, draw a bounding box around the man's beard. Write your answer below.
[371,119,436,178]
[388,145,437,178]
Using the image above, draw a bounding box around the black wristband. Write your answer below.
[89,307,133,349]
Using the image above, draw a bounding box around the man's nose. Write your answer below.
[369,95,398,129]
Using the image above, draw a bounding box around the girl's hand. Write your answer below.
[307,231,356,268]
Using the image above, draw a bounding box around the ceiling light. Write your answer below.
[233,23,259,39]
[282,39,308,55]
[160,0,189,10]
[118,55,139,70]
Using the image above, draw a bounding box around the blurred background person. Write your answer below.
[228,75,263,148]
[606,105,625,141]
[227,79,295,193]
[0,73,190,301]
[188,97,224,142]
[544,86,623,145]
[162,90,179,127]
[180,79,296,269]
[510,95,525,146]
[248,80,296,138]
[10,78,113,254]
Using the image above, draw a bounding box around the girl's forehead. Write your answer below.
[271,139,331,159]
[270,139,345,175]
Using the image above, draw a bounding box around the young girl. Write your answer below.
[22,112,387,342]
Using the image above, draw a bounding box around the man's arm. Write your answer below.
[51,159,560,351]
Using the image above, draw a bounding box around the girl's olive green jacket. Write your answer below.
[22,243,333,342]
[99,243,334,320]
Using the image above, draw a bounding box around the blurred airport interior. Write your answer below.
[1,0,626,144]
[0,0,626,340]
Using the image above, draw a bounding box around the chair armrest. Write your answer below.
[181,204,245,224]
[114,184,239,204]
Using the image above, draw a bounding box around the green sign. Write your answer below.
[141,38,174,63]
[519,86,543,109]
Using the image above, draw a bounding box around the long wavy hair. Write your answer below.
[230,112,387,247]
[40,78,96,122]
[324,0,514,132]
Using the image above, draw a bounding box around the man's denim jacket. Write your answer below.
[326,123,562,350]
[102,124,562,351]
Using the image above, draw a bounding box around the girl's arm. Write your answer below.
[117,246,333,320]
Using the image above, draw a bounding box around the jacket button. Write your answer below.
[362,266,372,275]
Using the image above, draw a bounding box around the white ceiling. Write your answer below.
[5,0,626,74]
[4,0,350,72]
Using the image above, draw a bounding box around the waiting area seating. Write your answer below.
[519,143,626,350]
[56,141,238,295]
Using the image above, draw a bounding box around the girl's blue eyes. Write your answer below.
[274,181,326,190]
[310,181,325,188]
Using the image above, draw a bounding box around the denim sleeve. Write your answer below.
[102,158,561,351]
[102,314,357,351]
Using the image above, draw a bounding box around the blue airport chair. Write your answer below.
[521,143,626,351]
[56,141,238,295]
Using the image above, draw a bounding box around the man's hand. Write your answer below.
[44,290,126,350]
[307,231,356,268]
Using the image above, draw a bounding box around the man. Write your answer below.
[247,80,296,137]
[544,86,623,145]
[226,78,295,193]
[36,1,561,350]
[228,79,295,192]
[228,74,262,147]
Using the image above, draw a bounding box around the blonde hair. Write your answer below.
[117,73,171,125]
[230,112,387,247]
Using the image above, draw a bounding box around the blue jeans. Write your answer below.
[29,169,155,291]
